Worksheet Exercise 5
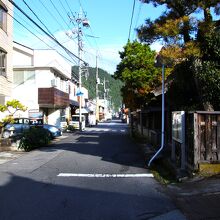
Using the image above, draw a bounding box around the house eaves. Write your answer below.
[13,66,71,80]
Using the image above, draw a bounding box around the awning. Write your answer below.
[70,100,79,107]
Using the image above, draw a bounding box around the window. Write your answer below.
[23,119,30,124]
[0,3,7,32]
[0,49,6,76]
[13,70,35,86]
[13,71,24,86]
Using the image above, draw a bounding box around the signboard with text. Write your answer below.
[172,111,185,143]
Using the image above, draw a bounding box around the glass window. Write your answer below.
[72,116,79,121]
[13,70,35,86]
[13,71,24,86]
[0,49,6,76]
[14,118,23,124]
[0,6,7,32]
[24,119,30,124]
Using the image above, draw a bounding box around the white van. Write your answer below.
[69,115,85,130]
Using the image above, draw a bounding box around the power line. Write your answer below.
[48,0,72,30]
[22,0,56,41]
[8,12,78,66]
[8,0,88,65]
[9,6,46,41]
[64,0,75,19]
[77,0,104,69]
[37,0,68,32]
[132,1,143,40]
[57,0,69,16]
[22,0,79,52]
[128,0,136,41]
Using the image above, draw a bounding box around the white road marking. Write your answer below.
[57,173,154,178]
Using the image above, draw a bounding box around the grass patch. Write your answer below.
[130,127,178,185]
[149,158,177,184]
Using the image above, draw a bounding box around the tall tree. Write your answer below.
[138,0,220,110]
[114,41,161,110]
[138,0,220,61]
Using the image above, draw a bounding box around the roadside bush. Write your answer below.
[67,125,76,132]
[18,126,50,151]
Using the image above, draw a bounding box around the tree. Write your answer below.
[114,41,161,110]
[137,0,220,61]
[138,0,220,110]
[0,100,27,136]
[72,66,123,112]
[194,27,220,110]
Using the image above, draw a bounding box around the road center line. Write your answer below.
[57,173,154,178]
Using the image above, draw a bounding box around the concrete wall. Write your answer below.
[12,43,73,127]
[33,49,71,79]
[0,0,13,101]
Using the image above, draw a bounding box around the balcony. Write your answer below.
[38,88,69,108]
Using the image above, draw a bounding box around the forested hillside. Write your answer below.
[72,66,123,111]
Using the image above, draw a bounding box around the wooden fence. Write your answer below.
[189,112,220,169]
[131,110,220,171]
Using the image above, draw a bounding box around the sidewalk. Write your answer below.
[165,174,220,220]
[0,151,25,164]
[0,135,68,164]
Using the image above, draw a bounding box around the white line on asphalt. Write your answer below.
[57,173,154,178]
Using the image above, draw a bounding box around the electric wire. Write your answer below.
[57,0,69,17]
[64,0,76,19]
[37,0,68,32]
[13,0,105,73]
[35,0,79,60]
[128,0,136,41]
[24,0,78,51]
[132,1,143,40]
[77,0,102,59]
[48,0,72,30]
[8,12,78,66]
[22,0,56,40]
[8,0,88,64]
[8,5,56,48]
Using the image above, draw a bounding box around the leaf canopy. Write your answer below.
[114,41,161,109]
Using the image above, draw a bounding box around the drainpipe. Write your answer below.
[148,64,165,167]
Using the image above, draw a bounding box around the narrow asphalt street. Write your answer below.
[0,120,186,220]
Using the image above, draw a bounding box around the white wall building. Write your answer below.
[12,42,79,127]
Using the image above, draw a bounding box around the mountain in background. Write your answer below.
[72,66,123,111]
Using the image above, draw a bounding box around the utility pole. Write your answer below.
[78,19,83,131]
[103,78,106,100]
[103,78,109,100]
[69,9,90,131]
[96,54,99,123]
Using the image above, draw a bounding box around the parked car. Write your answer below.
[69,115,85,130]
[2,118,62,139]
[42,124,62,138]
[2,118,30,138]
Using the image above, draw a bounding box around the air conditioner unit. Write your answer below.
[51,79,57,87]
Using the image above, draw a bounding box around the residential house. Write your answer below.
[12,42,79,127]
[0,0,13,106]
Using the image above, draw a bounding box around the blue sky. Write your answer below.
[12,0,165,73]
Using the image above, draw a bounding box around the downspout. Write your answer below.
[148,64,165,167]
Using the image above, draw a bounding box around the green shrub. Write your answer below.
[67,125,76,132]
[18,126,50,151]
